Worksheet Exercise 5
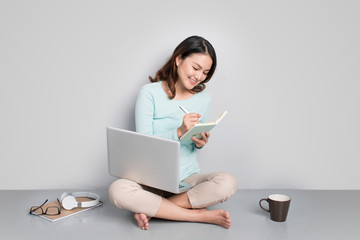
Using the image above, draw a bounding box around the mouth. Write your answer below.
[189,77,197,85]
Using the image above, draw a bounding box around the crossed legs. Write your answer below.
[109,172,237,230]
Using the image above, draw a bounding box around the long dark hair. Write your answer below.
[149,36,217,99]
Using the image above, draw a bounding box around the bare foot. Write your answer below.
[201,209,232,228]
[134,213,151,230]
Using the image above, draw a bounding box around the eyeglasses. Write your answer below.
[29,199,61,216]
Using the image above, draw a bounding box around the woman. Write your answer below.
[109,36,237,230]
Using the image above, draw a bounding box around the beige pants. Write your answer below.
[108,172,237,217]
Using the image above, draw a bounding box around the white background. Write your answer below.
[1,0,359,190]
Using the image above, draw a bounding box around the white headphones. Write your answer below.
[60,192,100,210]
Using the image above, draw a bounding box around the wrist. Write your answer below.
[177,127,184,139]
[195,145,203,149]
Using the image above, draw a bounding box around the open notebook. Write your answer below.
[180,110,228,141]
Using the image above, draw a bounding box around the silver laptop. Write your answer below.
[106,127,193,194]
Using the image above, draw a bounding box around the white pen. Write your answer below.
[179,105,189,114]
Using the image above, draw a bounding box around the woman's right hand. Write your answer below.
[177,113,201,139]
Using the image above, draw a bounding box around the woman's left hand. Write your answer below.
[192,132,210,148]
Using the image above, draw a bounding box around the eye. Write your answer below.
[193,66,199,71]
[203,71,209,76]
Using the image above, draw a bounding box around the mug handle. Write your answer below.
[259,198,270,212]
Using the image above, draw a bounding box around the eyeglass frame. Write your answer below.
[29,199,62,216]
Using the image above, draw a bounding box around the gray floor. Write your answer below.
[1,189,359,240]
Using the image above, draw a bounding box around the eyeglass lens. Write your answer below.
[30,199,61,216]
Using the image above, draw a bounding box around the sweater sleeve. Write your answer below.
[135,85,179,141]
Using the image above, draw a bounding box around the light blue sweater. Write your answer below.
[135,81,211,181]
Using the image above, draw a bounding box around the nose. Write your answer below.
[195,72,203,81]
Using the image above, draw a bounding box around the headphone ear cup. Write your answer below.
[62,195,77,210]
[60,192,70,202]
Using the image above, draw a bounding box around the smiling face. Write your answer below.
[175,53,213,91]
